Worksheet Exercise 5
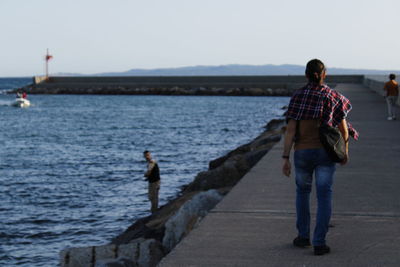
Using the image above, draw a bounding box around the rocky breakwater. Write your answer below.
[18,85,293,96]
[60,118,286,267]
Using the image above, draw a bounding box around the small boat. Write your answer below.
[12,97,31,108]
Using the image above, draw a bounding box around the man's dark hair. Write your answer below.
[143,150,150,154]
[306,59,326,83]
[389,73,396,80]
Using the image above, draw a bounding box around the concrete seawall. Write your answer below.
[363,75,388,96]
[21,75,365,96]
[33,75,364,87]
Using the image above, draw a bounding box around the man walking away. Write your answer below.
[143,150,160,213]
[383,74,399,120]
[282,59,358,256]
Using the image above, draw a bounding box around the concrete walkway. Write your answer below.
[160,84,400,267]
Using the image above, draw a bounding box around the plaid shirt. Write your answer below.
[287,83,359,140]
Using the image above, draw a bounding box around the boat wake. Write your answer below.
[0,99,32,108]
[0,100,12,106]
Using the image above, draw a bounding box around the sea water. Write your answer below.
[0,78,289,266]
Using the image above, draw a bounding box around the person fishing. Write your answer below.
[143,150,161,213]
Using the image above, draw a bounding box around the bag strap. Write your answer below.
[295,120,300,142]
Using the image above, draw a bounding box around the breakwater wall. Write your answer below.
[22,75,364,96]
[363,75,388,96]
[363,75,400,106]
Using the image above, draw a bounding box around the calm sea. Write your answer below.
[0,78,289,266]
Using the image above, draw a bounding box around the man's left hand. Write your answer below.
[282,159,291,177]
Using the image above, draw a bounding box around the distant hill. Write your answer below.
[55,64,398,77]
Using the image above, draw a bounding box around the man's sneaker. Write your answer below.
[388,117,393,121]
[314,245,330,255]
[293,236,311,248]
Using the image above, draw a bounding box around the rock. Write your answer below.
[226,88,240,95]
[245,88,264,96]
[111,216,153,245]
[95,257,136,267]
[137,239,164,267]
[266,88,274,95]
[251,134,282,149]
[194,87,208,95]
[186,160,242,192]
[61,240,163,267]
[19,83,293,96]
[96,244,118,261]
[208,155,229,170]
[274,88,290,95]
[222,155,251,176]
[209,143,250,170]
[243,149,270,169]
[162,190,223,252]
[264,119,285,131]
[61,246,93,267]
[117,243,140,263]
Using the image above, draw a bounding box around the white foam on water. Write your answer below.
[0,100,12,106]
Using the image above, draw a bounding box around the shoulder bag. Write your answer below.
[319,124,346,163]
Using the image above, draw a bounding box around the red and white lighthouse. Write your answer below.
[45,48,53,80]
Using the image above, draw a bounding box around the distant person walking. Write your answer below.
[383,74,399,120]
[143,150,160,213]
[282,59,358,255]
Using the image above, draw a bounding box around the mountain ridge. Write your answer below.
[55,64,398,76]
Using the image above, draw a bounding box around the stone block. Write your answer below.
[95,244,117,261]
[118,243,139,262]
[163,190,223,252]
[244,149,270,169]
[264,119,285,131]
[137,239,164,267]
[63,246,93,267]
[95,257,136,267]
[60,249,68,267]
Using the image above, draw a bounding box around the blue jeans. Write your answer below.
[294,148,336,246]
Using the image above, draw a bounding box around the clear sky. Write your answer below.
[1,0,399,76]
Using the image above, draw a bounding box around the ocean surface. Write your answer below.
[0,78,289,266]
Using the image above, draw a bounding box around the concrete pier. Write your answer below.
[159,83,400,266]
[33,75,363,89]
[22,75,364,95]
